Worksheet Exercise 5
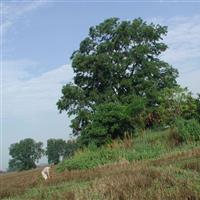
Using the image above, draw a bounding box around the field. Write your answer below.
[1,130,200,200]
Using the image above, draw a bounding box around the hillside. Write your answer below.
[1,130,200,200]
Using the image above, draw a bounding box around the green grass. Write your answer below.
[57,130,162,171]
[57,129,197,171]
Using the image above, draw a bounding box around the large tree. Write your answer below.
[8,138,44,171]
[57,18,178,144]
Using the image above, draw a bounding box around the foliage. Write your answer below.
[63,140,79,159]
[78,97,146,146]
[8,138,44,171]
[57,17,179,145]
[46,139,67,164]
[172,118,200,143]
[154,87,198,126]
[46,139,78,164]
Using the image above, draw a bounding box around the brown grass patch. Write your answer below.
[151,147,200,167]
[183,160,200,173]
[79,167,200,200]
[0,168,40,199]
[0,162,131,199]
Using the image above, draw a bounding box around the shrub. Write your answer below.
[172,118,200,143]
[77,97,146,147]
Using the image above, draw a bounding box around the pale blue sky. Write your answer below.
[1,1,200,170]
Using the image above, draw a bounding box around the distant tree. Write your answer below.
[46,139,79,164]
[57,18,178,145]
[63,140,79,159]
[46,139,66,164]
[8,138,44,171]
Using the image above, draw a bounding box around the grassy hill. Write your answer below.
[1,129,200,200]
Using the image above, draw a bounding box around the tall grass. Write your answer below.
[171,118,200,144]
[57,130,169,171]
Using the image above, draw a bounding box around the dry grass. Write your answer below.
[1,150,200,200]
[151,147,200,166]
[183,160,200,173]
[1,137,200,200]
[168,128,183,146]
[0,162,131,199]
[79,167,199,200]
[0,168,40,199]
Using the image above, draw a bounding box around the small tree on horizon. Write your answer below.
[46,139,66,165]
[8,138,44,171]
[46,139,79,164]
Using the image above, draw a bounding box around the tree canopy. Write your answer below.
[46,139,78,164]
[46,139,66,165]
[8,138,44,171]
[57,18,180,146]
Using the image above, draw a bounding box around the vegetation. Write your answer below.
[171,118,200,144]
[1,130,200,200]
[46,139,79,164]
[79,98,146,146]
[3,17,200,199]
[8,138,44,171]
[56,17,178,144]
[46,139,67,164]
[63,140,79,159]
[57,17,199,147]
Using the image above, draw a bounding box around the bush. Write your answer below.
[172,118,200,143]
[78,97,146,147]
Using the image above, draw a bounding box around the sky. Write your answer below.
[1,0,200,170]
